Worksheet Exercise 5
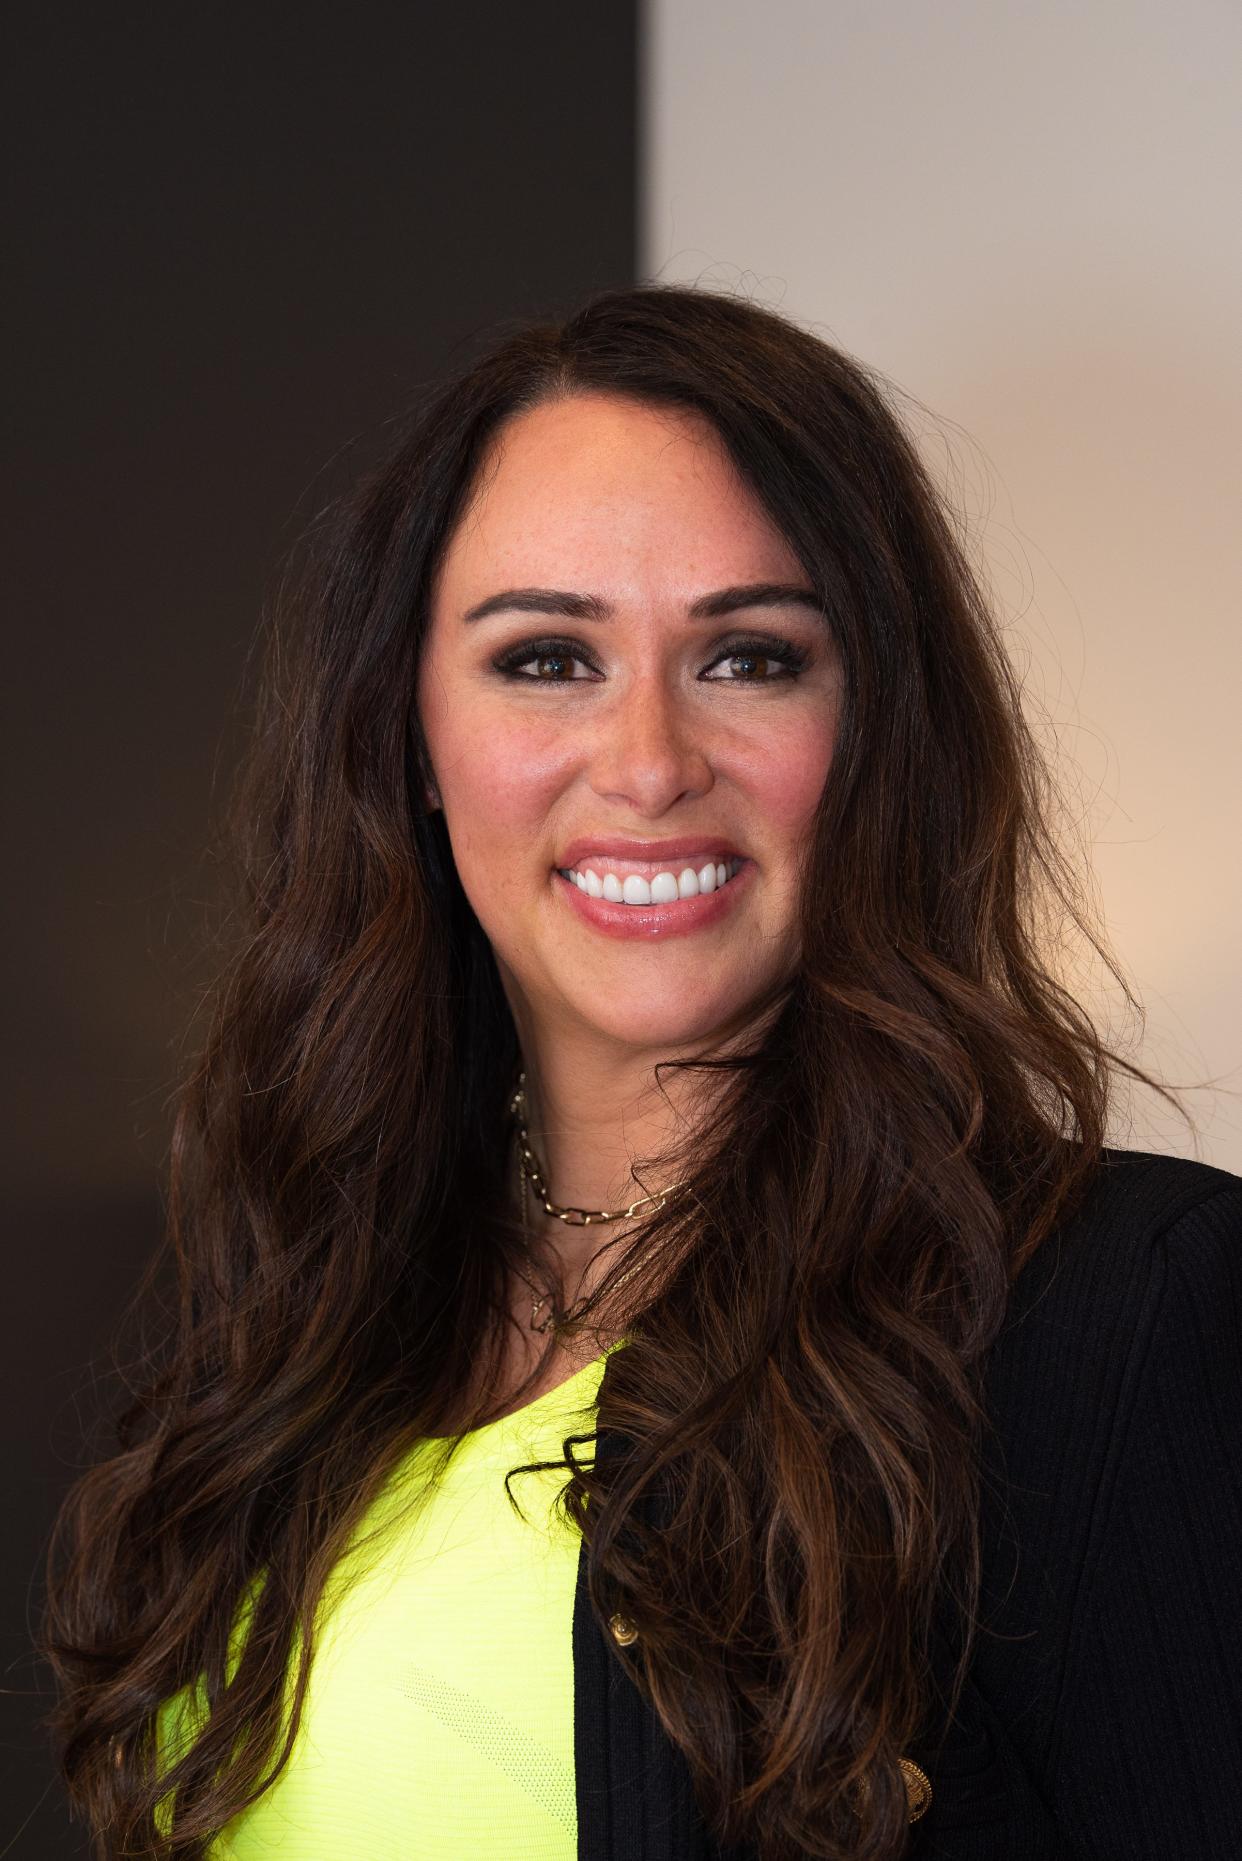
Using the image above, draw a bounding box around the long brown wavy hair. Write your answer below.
[40,282,1185,1859]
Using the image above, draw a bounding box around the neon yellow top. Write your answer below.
[156,1341,623,1859]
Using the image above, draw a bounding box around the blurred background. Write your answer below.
[4,2,1238,1850]
[645,0,1242,1171]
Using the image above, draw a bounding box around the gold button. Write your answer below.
[608,1612,639,1646]
[847,1758,932,1824]
[898,1757,932,1822]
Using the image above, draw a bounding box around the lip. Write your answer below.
[552,856,753,941]
[556,834,743,870]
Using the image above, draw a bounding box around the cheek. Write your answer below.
[432,708,569,854]
[740,708,836,851]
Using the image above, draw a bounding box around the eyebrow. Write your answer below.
[461,582,825,625]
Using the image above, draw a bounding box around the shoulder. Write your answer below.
[973,1145,1241,1631]
[974,1143,1242,1646]
[1025,1141,1240,1272]
[981,1145,1241,1496]
[987,1145,1242,1397]
[1061,1142,1240,1239]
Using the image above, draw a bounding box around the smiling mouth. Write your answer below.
[555,855,745,906]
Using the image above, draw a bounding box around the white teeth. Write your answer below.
[562,856,742,905]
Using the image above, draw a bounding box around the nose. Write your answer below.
[586,669,714,816]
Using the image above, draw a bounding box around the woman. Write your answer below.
[42,283,1242,1860]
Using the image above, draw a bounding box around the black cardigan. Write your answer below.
[570,1147,1242,1859]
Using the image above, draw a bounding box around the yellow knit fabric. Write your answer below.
[156,1342,622,1859]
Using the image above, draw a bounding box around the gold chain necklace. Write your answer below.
[507,1071,686,1333]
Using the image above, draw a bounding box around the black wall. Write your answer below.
[3,7,637,1851]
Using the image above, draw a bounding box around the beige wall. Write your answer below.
[646,0,1242,1169]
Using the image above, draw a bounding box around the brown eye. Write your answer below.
[702,638,808,681]
[492,637,599,681]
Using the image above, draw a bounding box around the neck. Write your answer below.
[504,983,786,1321]
[511,1034,704,1288]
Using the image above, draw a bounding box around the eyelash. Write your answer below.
[491,633,811,684]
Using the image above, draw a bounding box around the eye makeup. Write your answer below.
[490,632,812,683]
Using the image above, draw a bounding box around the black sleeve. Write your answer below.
[1049,1184,1242,1859]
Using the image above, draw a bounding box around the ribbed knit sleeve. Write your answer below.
[1046,1184,1242,1857]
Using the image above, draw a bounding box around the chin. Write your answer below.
[568,991,758,1055]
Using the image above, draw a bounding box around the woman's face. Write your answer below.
[417,390,842,1058]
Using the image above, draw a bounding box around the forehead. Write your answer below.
[433,391,802,602]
